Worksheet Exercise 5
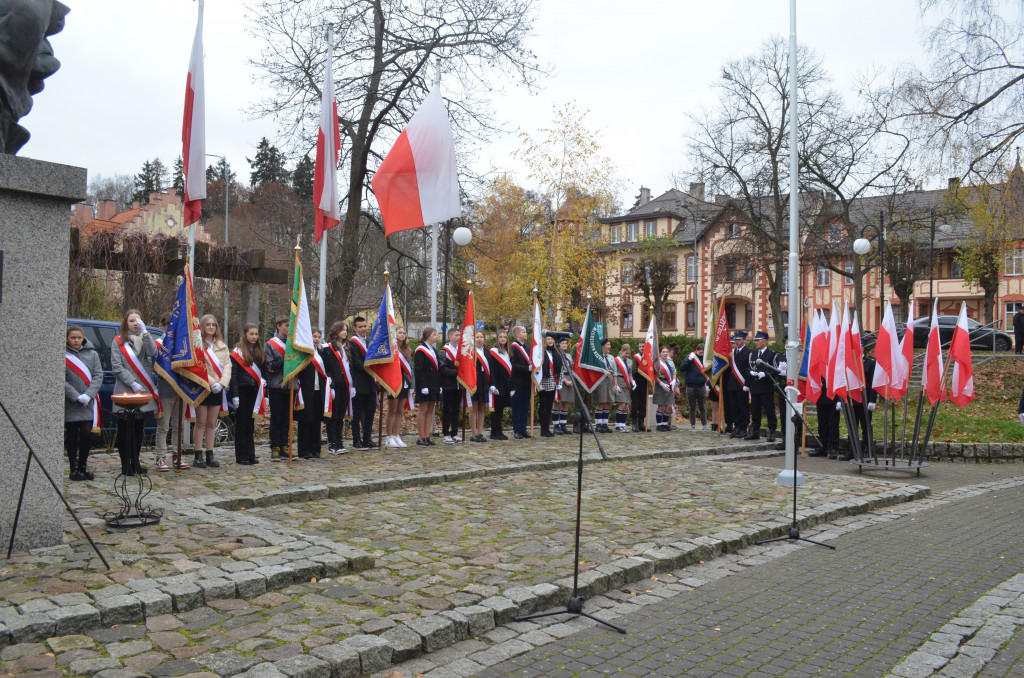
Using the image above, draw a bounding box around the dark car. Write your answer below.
[911,315,1012,351]
[67,318,163,447]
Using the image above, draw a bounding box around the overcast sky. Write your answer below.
[21,0,930,207]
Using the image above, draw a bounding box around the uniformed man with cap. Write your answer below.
[723,331,752,438]
[745,331,778,442]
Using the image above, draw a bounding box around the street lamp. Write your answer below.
[441,225,473,334]
[205,154,229,340]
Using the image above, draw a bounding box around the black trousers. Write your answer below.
[116,413,145,473]
[351,392,376,444]
[852,402,873,454]
[234,386,257,462]
[631,384,648,430]
[442,388,462,436]
[749,390,776,434]
[64,420,91,470]
[510,383,530,434]
[726,389,749,429]
[685,386,706,425]
[817,395,841,450]
[538,390,555,434]
[326,390,349,448]
[490,396,508,436]
[268,388,290,449]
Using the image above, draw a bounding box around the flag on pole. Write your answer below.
[314,37,341,243]
[364,283,403,397]
[872,299,900,399]
[573,305,607,392]
[283,254,315,384]
[155,267,211,408]
[637,315,659,387]
[895,300,916,399]
[797,317,812,403]
[456,291,478,395]
[181,0,206,227]
[709,299,731,391]
[808,309,828,401]
[847,311,865,402]
[372,86,462,236]
[922,299,945,406]
[948,301,975,407]
[828,304,850,401]
[531,295,543,388]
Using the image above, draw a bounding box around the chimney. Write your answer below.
[715,194,730,205]
[689,182,705,202]
[948,177,961,190]
[97,200,117,221]
[639,186,651,206]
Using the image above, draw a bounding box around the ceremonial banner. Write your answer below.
[364,283,403,397]
[283,255,314,384]
[573,305,606,393]
[314,37,341,243]
[797,318,811,403]
[828,304,850,401]
[181,0,205,227]
[155,267,211,408]
[896,300,916,398]
[949,302,975,407]
[847,310,865,402]
[637,316,659,387]
[531,296,543,388]
[873,299,900,398]
[372,86,461,236]
[456,291,478,395]
[709,299,731,390]
[922,300,945,406]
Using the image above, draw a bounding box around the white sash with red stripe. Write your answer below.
[477,348,493,407]
[205,346,229,414]
[328,344,354,416]
[267,336,286,357]
[115,337,162,416]
[443,344,457,363]
[730,349,747,387]
[66,353,101,432]
[416,344,439,369]
[350,335,367,357]
[614,356,634,390]
[490,347,512,376]
[399,353,415,410]
[512,342,531,365]
[230,348,267,416]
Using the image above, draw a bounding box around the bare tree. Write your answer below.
[249,0,545,316]
[87,173,135,212]
[686,36,833,335]
[898,0,1024,179]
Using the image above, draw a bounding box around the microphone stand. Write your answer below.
[753,360,835,550]
[514,350,623,633]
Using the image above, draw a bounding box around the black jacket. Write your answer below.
[540,347,563,384]
[475,348,491,394]
[510,340,533,387]
[264,333,288,391]
[438,344,459,389]
[414,345,441,396]
[680,354,709,388]
[348,336,375,394]
[746,347,777,395]
[229,344,263,397]
[488,348,512,397]
[724,345,753,392]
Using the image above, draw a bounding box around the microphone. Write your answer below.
[755,359,782,375]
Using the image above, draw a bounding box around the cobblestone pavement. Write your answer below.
[0,429,933,678]
[452,469,1024,678]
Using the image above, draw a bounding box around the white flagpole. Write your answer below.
[188,225,195,281]
[431,222,438,327]
[318,26,335,332]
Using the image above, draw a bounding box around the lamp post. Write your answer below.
[441,225,473,334]
[206,153,229,340]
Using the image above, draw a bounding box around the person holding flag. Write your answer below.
[321,321,353,455]
[488,329,513,440]
[348,316,376,451]
[264,316,291,461]
[384,326,413,448]
[680,344,709,431]
[229,323,266,466]
[64,325,103,481]
[634,316,659,432]
[723,331,752,438]
[613,343,635,432]
[281,254,318,460]
[439,328,463,444]
[364,280,405,448]
[554,336,576,434]
[706,301,732,432]
[745,331,777,442]
[469,329,492,443]
[455,291,479,442]
[592,338,619,433]
[652,345,678,431]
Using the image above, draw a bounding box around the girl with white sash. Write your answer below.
[111,308,159,476]
[487,329,512,440]
[229,323,266,465]
[322,321,354,455]
[468,330,491,443]
[652,346,679,431]
[385,326,414,448]
[65,325,102,481]
[414,327,441,446]
[193,314,231,469]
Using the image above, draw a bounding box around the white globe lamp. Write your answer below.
[852,238,872,256]
[452,226,473,247]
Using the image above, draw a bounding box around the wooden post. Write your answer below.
[377,390,384,449]
[461,390,467,442]
[529,382,535,436]
[287,378,295,461]
[175,400,184,469]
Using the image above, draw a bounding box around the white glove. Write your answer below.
[836,401,843,411]
[212,383,224,394]
[232,397,240,408]
[440,387,444,394]
[778,362,787,372]
[755,372,765,379]
[705,386,710,394]
[614,386,622,394]
[421,388,429,395]
[510,390,516,397]
[490,386,499,395]
[349,387,356,399]
[262,379,268,389]
[77,394,91,405]
[130,381,144,393]
[867,402,876,412]
[742,386,749,392]
[660,382,670,392]
[136,318,148,334]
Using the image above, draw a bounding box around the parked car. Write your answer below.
[911,315,1012,351]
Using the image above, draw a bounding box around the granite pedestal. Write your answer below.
[0,154,87,551]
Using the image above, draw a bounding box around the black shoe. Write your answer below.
[730,429,745,439]
[743,433,760,441]
[766,432,776,443]
[416,438,428,446]
[193,451,206,468]
[807,448,828,457]
[352,442,368,451]
[79,467,94,481]
[844,451,855,461]
[828,449,839,459]
[490,433,503,441]
[724,425,733,433]
[514,432,527,439]
[711,424,719,432]
[69,469,85,481]
[541,431,555,438]
[774,443,785,451]
[205,450,220,468]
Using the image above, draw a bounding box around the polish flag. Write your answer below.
[922,299,945,406]
[531,296,543,388]
[314,39,341,243]
[872,299,900,399]
[372,86,462,236]
[456,291,478,395]
[807,309,828,402]
[948,302,975,407]
[895,300,916,398]
[181,1,206,227]
[847,310,865,402]
[637,316,659,387]
[828,304,849,401]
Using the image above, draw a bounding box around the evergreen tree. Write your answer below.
[247,137,290,188]
[131,158,168,206]
[292,154,315,201]
[172,155,185,197]
[206,157,236,185]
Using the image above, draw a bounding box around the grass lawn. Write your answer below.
[803,357,1024,444]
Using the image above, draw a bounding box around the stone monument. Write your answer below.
[0,0,86,552]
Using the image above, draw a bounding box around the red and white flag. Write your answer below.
[181,0,206,227]
[372,86,462,236]
[807,309,827,402]
[872,299,900,399]
[922,299,945,406]
[847,310,865,402]
[531,296,543,388]
[637,316,659,387]
[827,302,848,400]
[456,291,478,395]
[314,38,341,243]
[948,302,975,407]
[895,300,916,398]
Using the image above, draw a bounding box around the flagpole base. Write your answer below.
[776,469,805,487]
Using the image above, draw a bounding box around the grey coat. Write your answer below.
[65,338,103,423]
[111,332,159,413]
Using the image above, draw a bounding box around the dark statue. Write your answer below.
[0,0,69,155]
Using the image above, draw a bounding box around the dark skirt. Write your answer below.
[388,387,409,401]
[416,391,441,404]
[471,387,490,404]
[194,390,222,408]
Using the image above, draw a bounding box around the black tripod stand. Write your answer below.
[753,361,835,550]
[514,363,624,633]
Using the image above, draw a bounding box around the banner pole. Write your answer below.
[378,390,384,449]
[287,378,295,461]
[319,235,327,332]
[530,382,536,436]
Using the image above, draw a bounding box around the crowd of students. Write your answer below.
[64,312,721,479]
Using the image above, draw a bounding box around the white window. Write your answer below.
[627,222,638,242]
[816,266,830,287]
[728,223,741,239]
[645,220,657,237]
[610,225,620,244]
[844,260,854,286]
[1006,249,1024,276]
[622,262,634,286]
[686,255,697,283]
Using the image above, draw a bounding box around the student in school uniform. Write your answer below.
[414,328,442,446]
[487,329,512,440]
[229,323,266,465]
[110,309,160,476]
[64,325,102,481]
[469,330,492,442]
[321,321,354,455]
[384,326,413,448]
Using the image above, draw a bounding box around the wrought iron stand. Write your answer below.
[104,406,162,528]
